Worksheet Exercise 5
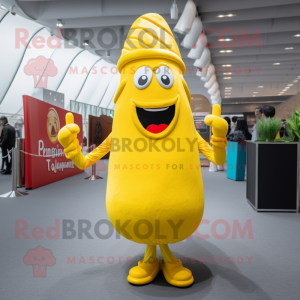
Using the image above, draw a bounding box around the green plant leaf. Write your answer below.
[276,137,292,142]
[257,118,282,142]
[286,108,300,142]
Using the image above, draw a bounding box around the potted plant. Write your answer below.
[246,112,299,212]
[279,108,300,142]
[255,117,282,142]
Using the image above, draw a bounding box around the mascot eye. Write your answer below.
[155,66,173,89]
[134,66,152,89]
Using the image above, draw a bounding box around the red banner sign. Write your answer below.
[23,95,83,189]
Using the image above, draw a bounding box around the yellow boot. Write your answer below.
[127,245,160,285]
[162,259,194,287]
[160,244,194,287]
[127,258,160,285]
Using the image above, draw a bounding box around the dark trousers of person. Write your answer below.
[2,147,12,172]
[1,147,5,170]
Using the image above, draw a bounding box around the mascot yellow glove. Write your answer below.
[58,112,111,170]
[204,104,228,148]
[58,113,82,159]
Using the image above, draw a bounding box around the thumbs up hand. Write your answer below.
[204,104,228,138]
[58,113,82,159]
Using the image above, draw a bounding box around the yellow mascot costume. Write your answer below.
[58,13,228,287]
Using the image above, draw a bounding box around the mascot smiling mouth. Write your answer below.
[130,96,179,139]
[136,105,175,134]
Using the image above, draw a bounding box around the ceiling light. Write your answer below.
[258,86,264,88]
[194,48,211,68]
[225,96,230,98]
[181,16,203,49]
[253,92,259,93]
[225,87,232,89]
[224,77,231,79]
[224,101,283,105]
[285,47,294,50]
[201,63,215,82]
[10,5,16,15]
[293,80,298,82]
[217,14,236,18]
[83,40,89,46]
[170,0,178,19]
[174,0,196,34]
[220,50,233,53]
[200,61,210,77]
[293,34,300,37]
[253,95,256,97]
[273,63,280,65]
[204,74,216,88]
[223,65,232,67]
[287,84,293,86]
[56,19,63,27]
[208,82,219,95]
[224,72,232,75]
[219,39,233,42]
[188,32,207,60]
[285,87,290,89]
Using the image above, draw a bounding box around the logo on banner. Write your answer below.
[23,246,56,277]
[24,56,57,88]
[47,108,60,144]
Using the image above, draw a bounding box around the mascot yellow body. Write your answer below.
[58,13,228,287]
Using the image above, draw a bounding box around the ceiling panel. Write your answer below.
[1,0,300,113]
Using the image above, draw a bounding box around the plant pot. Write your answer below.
[246,141,299,212]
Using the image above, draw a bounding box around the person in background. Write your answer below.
[223,117,231,136]
[262,105,275,118]
[262,105,281,140]
[252,107,263,141]
[0,123,4,172]
[231,116,238,132]
[279,119,289,138]
[227,118,252,142]
[0,116,16,175]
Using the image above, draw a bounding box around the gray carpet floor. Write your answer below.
[0,159,299,300]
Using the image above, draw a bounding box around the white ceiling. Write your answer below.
[2,0,300,113]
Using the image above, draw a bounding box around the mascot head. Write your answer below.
[113,13,192,140]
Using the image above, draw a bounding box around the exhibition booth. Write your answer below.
[23,96,83,189]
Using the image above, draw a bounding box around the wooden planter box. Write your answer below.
[246,141,299,212]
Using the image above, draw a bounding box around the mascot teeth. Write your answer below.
[143,107,169,112]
